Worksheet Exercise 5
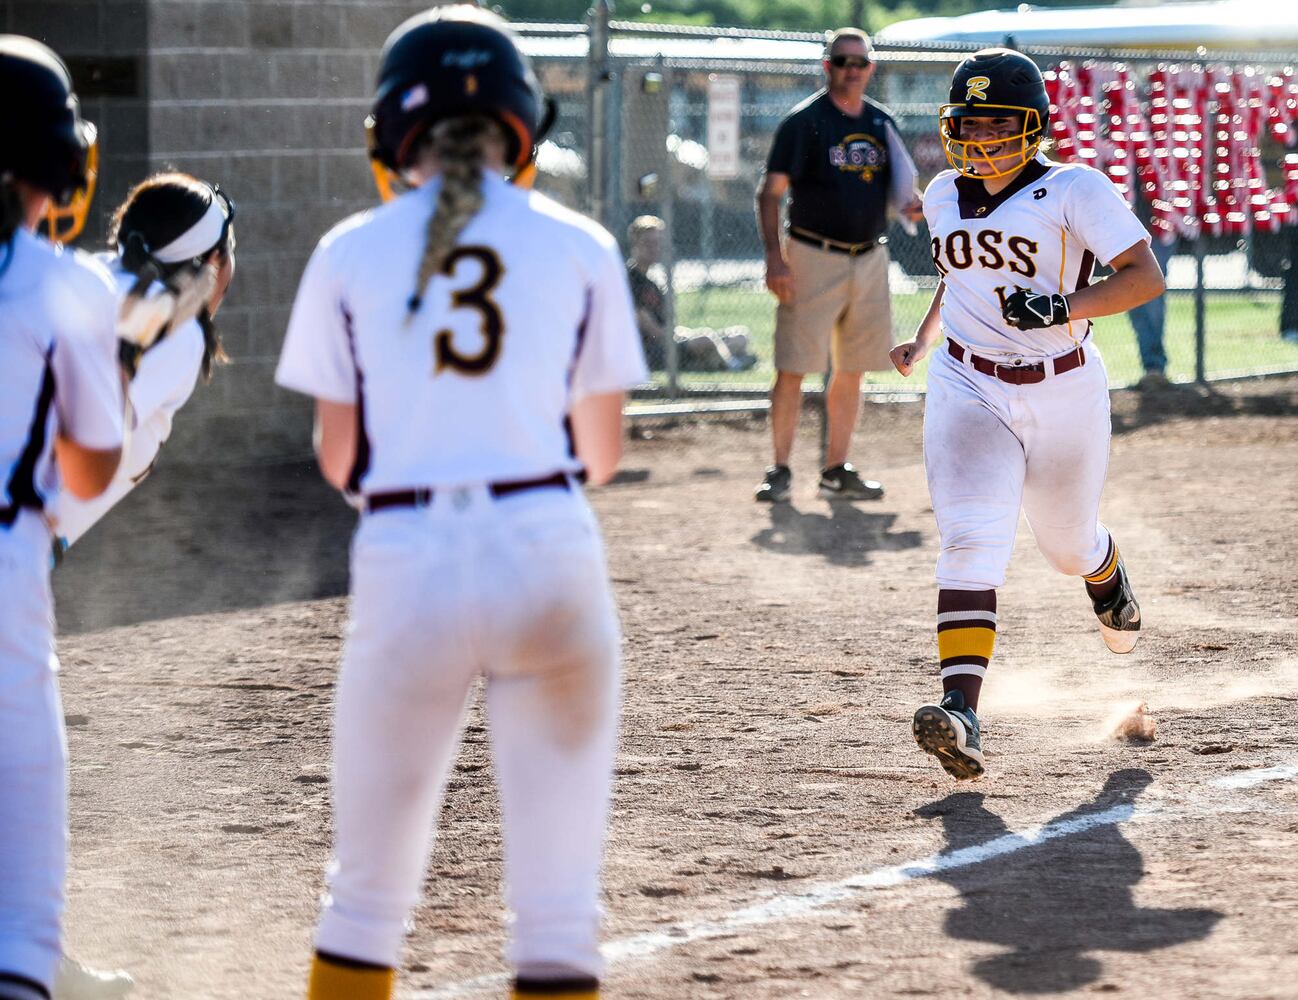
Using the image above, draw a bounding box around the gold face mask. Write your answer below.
[363,114,539,202]
[364,114,404,203]
[39,125,98,244]
[939,105,1043,179]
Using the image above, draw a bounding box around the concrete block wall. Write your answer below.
[146,0,433,460]
[8,0,441,463]
[2,1,150,249]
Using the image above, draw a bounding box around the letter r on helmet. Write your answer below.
[965,76,990,102]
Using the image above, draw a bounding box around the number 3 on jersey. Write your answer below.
[434,245,505,376]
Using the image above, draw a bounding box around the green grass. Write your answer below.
[654,284,1298,390]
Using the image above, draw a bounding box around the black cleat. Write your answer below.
[913,689,985,781]
[1092,555,1141,653]
[818,463,884,500]
[755,464,792,503]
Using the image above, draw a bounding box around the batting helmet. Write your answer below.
[0,35,97,240]
[366,5,542,197]
[940,48,1049,179]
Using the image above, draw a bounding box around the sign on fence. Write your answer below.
[707,74,741,180]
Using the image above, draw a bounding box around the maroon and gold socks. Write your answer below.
[937,588,997,711]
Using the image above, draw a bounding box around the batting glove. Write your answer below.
[1001,286,1070,331]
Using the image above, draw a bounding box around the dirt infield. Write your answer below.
[54,376,1298,999]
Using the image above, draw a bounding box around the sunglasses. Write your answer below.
[829,55,871,69]
[212,184,236,248]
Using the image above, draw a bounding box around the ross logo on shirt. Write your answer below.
[828,133,887,182]
[1033,187,1048,200]
[965,76,991,102]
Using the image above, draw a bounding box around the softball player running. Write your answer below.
[275,8,646,999]
[889,49,1164,780]
[0,36,125,1000]
[53,172,235,550]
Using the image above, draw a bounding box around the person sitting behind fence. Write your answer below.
[626,215,758,372]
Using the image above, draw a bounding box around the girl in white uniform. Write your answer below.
[53,173,235,550]
[275,8,646,1000]
[889,49,1165,781]
[0,36,125,1000]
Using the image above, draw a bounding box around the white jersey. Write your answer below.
[0,229,122,515]
[925,156,1150,359]
[276,171,647,493]
[51,255,206,545]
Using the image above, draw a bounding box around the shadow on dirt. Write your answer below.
[55,460,355,634]
[1112,379,1297,435]
[750,502,923,567]
[914,768,1221,993]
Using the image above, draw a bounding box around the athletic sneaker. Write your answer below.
[913,689,985,781]
[54,958,134,999]
[818,463,884,500]
[754,464,792,502]
[1092,555,1141,653]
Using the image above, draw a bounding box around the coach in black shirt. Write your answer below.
[754,27,921,503]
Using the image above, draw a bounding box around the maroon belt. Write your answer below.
[365,471,573,513]
[947,339,1085,385]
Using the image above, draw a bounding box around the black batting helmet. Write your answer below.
[940,48,1049,177]
[367,5,542,177]
[0,35,96,205]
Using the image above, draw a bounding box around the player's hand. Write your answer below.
[890,339,929,377]
[1001,286,1070,331]
[901,197,924,224]
[765,255,794,305]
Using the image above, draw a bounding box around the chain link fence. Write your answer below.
[516,18,1298,429]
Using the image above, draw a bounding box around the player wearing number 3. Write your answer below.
[275,7,645,999]
[890,49,1164,781]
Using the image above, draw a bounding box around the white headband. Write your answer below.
[151,196,228,264]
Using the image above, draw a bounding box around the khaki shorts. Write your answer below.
[774,237,894,374]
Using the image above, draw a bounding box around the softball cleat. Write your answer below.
[54,958,134,999]
[1092,556,1141,654]
[913,689,985,781]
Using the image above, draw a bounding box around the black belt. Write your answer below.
[789,228,882,257]
[365,471,573,513]
[947,339,1086,385]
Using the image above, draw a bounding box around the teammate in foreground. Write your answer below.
[53,172,235,550]
[275,8,646,999]
[0,36,125,1000]
[889,49,1164,780]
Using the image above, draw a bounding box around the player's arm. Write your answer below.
[890,281,945,377]
[756,171,793,303]
[314,398,358,492]
[1065,240,1165,320]
[54,437,122,500]
[570,391,624,486]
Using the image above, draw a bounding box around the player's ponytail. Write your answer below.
[407,115,503,317]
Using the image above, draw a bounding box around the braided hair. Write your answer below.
[407,115,504,318]
[109,172,232,380]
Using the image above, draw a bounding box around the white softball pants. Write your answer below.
[0,511,66,993]
[315,483,621,981]
[924,341,1113,590]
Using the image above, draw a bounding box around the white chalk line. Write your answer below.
[410,761,1298,999]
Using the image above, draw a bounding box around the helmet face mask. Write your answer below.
[40,122,97,243]
[940,105,1043,179]
[941,48,1049,180]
